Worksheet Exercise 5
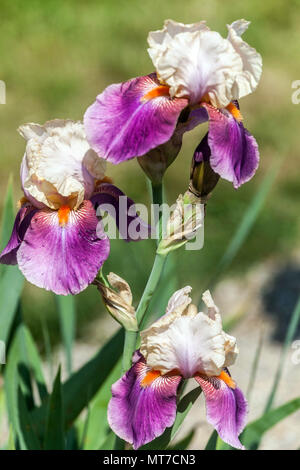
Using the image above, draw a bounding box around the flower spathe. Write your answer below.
[84,19,262,188]
[0,120,146,295]
[108,287,247,449]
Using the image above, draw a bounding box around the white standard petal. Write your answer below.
[140,287,236,378]
[203,289,238,367]
[148,19,209,67]
[165,285,193,316]
[148,19,262,107]
[227,20,262,100]
[141,313,225,377]
[19,120,106,210]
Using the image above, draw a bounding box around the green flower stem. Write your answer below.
[121,181,167,372]
[122,255,166,374]
[136,252,167,326]
[121,253,167,373]
[151,182,164,245]
[122,330,138,373]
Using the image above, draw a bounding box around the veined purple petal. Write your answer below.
[195,373,248,450]
[108,354,181,449]
[17,200,110,295]
[203,103,259,188]
[0,204,36,265]
[84,73,188,164]
[184,106,208,132]
[91,183,151,241]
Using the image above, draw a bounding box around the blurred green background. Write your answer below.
[0,0,299,345]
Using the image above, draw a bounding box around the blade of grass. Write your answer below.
[141,386,202,450]
[98,431,116,450]
[31,328,124,437]
[40,316,53,384]
[0,179,24,347]
[205,430,218,450]
[242,396,300,450]
[44,366,65,450]
[205,163,280,293]
[0,267,24,346]
[264,294,300,413]
[4,325,43,449]
[56,295,76,376]
[81,358,122,450]
[0,175,14,253]
[246,330,264,404]
[168,428,195,450]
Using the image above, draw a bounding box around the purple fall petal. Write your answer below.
[108,354,181,449]
[91,183,151,241]
[195,374,248,450]
[0,204,36,265]
[17,200,110,295]
[184,106,208,132]
[203,103,259,188]
[84,73,188,164]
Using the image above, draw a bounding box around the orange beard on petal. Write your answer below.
[226,102,243,122]
[58,205,71,226]
[218,370,236,389]
[141,85,170,102]
[140,369,161,388]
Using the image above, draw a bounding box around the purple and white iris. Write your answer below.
[0,120,144,295]
[108,287,247,449]
[84,19,262,188]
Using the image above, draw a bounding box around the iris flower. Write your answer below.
[84,19,262,188]
[0,120,145,295]
[108,287,247,449]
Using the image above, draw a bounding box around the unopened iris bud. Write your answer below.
[189,133,219,202]
[96,273,138,331]
[137,125,184,185]
[157,190,204,255]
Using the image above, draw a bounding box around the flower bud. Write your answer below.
[97,273,138,331]
[137,126,183,184]
[189,133,219,202]
[157,190,204,255]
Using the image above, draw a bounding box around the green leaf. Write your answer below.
[0,267,24,346]
[142,386,202,450]
[40,316,54,383]
[98,431,116,450]
[56,295,76,376]
[247,330,264,404]
[206,164,280,291]
[264,295,300,413]
[242,397,300,450]
[17,387,42,450]
[0,180,24,346]
[44,366,65,450]
[82,358,122,450]
[4,325,43,449]
[168,428,195,450]
[0,176,14,253]
[205,430,218,450]
[31,328,124,436]
[62,328,123,429]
